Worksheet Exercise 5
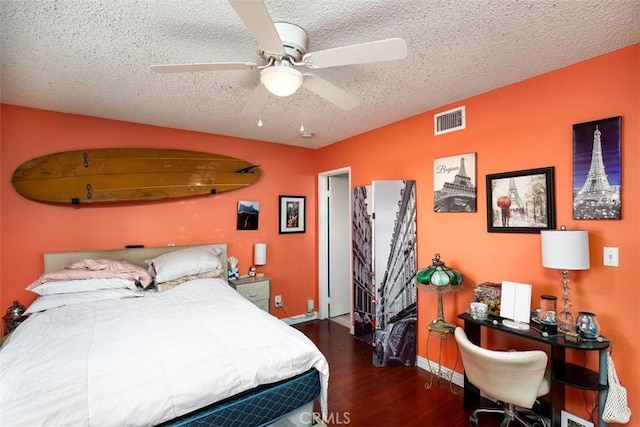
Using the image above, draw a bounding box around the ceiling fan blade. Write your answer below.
[240,84,269,116]
[303,38,407,69]
[303,74,359,110]
[228,0,284,55]
[150,62,258,73]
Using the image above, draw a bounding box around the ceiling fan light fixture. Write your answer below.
[260,64,303,97]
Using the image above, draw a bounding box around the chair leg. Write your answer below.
[470,406,509,426]
[471,402,548,427]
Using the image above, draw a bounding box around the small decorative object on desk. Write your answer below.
[563,330,580,343]
[539,294,558,336]
[469,302,488,320]
[575,311,600,340]
[474,282,501,316]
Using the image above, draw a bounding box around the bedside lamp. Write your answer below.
[416,253,463,333]
[541,226,590,334]
[254,243,267,277]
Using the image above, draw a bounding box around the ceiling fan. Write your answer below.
[150,0,408,114]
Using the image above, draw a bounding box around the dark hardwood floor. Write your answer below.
[294,319,488,427]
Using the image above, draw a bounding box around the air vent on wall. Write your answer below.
[434,106,466,136]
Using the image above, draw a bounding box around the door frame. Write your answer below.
[317,166,352,322]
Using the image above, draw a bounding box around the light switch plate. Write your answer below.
[603,247,619,267]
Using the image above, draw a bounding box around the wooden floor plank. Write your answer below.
[295,319,494,427]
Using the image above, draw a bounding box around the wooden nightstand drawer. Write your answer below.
[230,277,270,313]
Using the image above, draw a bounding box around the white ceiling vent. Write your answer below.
[434,106,466,136]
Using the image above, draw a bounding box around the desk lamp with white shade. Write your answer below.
[254,243,267,277]
[540,226,590,334]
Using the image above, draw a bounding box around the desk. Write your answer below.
[458,313,609,427]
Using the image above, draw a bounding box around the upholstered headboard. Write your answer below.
[43,243,228,280]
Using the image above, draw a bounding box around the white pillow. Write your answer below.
[24,289,144,314]
[148,246,223,284]
[29,278,139,296]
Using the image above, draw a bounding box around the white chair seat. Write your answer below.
[455,327,550,427]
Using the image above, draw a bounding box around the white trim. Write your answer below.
[317,167,352,321]
[281,311,319,326]
[416,355,465,388]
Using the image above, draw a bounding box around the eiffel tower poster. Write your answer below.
[572,116,621,220]
[433,153,477,212]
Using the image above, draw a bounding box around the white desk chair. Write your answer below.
[454,327,550,427]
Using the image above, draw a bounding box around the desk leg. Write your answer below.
[550,346,566,427]
[462,320,481,410]
[599,349,608,427]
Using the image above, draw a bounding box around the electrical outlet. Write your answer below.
[274,295,283,308]
[603,247,619,267]
[307,299,314,313]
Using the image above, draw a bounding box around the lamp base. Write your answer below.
[255,272,265,278]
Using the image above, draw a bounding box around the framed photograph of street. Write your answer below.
[486,167,556,233]
[572,116,621,220]
[434,152,477,212]
[279,195,306,234]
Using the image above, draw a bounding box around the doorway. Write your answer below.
[318,167,352,331]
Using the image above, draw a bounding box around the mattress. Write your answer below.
[0,278,328,426]
[163,368,321,427]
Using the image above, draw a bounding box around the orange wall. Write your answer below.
[0,106,318,316]
[318,45,639,418]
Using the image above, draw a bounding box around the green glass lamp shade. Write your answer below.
[417,253,463,333]
[416,253,463,292]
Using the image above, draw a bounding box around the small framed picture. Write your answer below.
[486,167,556,233]
[279,195,306,234]
[237,200,260,230]
[561,410,594,427]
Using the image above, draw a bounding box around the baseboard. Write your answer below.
[282,311,319,325]
[416,355,465,388]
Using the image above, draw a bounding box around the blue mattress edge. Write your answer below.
[160,368,321,427]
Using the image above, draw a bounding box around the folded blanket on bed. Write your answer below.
[27,258,153,290]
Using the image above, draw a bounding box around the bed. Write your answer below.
[0,243,328,427]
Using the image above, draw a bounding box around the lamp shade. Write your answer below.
[260,64,303,97]
[254,243,267,266]
[416,253,463,292]
[541,229,590,270]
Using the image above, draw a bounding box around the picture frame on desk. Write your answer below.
[486,167,556,233]
[561,410,594,427]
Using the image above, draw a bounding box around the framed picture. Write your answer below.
[279,195,306,234]
[572,116,621,220]
[434,152,477,212]
[237,200,260,230]
[486,167,556,233]
[561,410,594,427]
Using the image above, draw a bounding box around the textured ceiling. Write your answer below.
[1,1,638,148]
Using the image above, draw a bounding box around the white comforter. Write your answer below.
[0,279,329,426]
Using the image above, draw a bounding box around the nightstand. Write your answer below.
[230,276,271,313]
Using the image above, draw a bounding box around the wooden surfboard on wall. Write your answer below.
[11,148,262,204]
